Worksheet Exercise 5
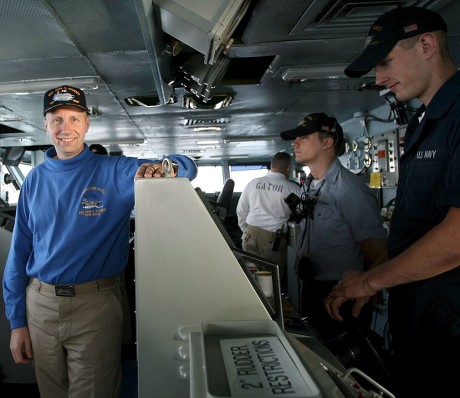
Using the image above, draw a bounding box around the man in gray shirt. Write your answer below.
[281,112,387,340]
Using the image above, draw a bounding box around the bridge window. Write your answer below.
[191,165,224,194]
[191,164,270,194]
[230,165,268,192]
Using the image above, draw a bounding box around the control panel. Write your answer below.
[371,129,400,188]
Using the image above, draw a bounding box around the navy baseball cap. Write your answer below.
[345,6,447,78]
[43,85,90,115]
[280,112,343,146]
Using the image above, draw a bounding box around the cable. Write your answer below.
[365,112,394,123]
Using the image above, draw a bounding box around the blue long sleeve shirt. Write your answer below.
[3,145,197,329]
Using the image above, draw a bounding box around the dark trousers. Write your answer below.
[388,279,460,398]
[300,278,373,341]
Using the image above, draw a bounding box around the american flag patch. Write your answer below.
[404,24,418,33]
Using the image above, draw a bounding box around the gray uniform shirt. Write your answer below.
[296,158,387,281]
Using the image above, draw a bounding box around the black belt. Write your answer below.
[31,276,119,297]
[246,224,286,238]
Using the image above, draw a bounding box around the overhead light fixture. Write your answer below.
[0,76,101,95]
[193,126,223,132]
[0,114,24,122]
[88,139,145,145]
[210,154,249,159]
[201,145,221,149]
[279,65,375,81]
[223,135,280,143]
[196,140,220,145]
[122,143,143,147]
[180,149,205,154]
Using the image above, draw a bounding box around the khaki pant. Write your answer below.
[26,277,123,398]
[242,224,287,278]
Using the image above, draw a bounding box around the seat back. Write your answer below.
[214,178,235,220]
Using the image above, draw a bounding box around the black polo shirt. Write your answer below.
[388,71,460,259]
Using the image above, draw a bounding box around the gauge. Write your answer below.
[363,137,372,152]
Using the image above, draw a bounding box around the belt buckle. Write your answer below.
[55,284,75,297]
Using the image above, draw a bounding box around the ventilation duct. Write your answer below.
[183,117,231,129]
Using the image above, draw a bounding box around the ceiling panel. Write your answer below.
[0,0,459,163]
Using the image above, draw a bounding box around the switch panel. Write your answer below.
[372,129,400,187]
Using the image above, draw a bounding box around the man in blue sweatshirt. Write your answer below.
[2,85,197,398]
